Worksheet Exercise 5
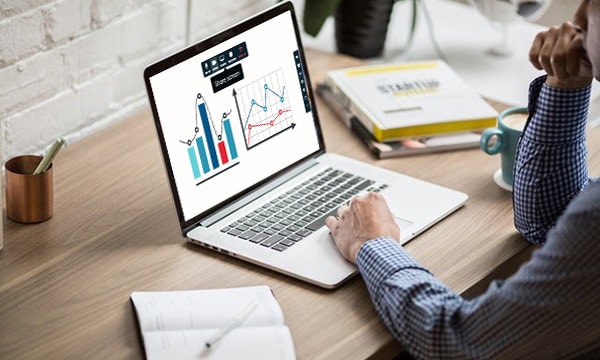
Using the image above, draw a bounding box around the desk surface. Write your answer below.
[1,50,599,360]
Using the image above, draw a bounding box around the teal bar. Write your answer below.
[187,147,201,179]
[196,137,210,173]
[223,119,238,159]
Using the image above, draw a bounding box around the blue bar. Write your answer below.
[187,147,201,179]
[198,102,219,170]
[223,119,238,159]
[196,137,210,174]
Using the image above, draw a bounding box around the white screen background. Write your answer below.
[150,12,320,221]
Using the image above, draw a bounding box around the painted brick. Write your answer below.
[118,5,160,62]
[155,0,186,46]
[6,88,82,158]
[0,9,46,65]
[0,0,48,19]
[110,54,155,106]
[77,74,113,123]
[61,21,121,85]
[47,0,93,42]
[91,0,128,26]
[0,47,66,117]
[5,73,113,158]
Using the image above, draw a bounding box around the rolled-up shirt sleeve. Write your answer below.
[513,76,591,244]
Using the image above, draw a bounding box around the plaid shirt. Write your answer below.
[357,76,600,359]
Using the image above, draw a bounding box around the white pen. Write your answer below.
[33,137,66,175]
[204,300,259,349]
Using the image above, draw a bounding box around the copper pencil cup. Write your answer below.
[5,155,53,223]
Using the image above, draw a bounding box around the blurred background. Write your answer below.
[0,0,580,160]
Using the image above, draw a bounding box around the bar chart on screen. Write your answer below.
[182,93,239,184]
[234,69,294,149]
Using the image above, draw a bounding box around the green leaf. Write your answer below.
[302,0,343,37]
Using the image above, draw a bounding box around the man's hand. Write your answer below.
[325,192,400,264]
[529,21,593,89]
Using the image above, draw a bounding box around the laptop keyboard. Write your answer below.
[220,167,388,252]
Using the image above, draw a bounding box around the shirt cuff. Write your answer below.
[356,238,431,295]
[524,76,591,144]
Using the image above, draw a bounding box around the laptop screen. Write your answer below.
[144,2,323,231]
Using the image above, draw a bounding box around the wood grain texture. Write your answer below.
[1,49,598,360]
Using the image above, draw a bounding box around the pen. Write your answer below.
[33,137,66,175]
[204,300,259,349]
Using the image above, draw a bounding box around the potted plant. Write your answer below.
[301,0,418,58]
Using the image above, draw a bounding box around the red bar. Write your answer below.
[218,141,229,164]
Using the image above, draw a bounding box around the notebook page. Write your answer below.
[142,326,296,360]
[130,285,284,332]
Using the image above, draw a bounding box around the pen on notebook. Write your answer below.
[33,137,66,175]
[205,299,259,349]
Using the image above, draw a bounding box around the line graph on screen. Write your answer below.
[234,69,294,149]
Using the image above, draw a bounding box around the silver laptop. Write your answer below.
[143,1,468,289]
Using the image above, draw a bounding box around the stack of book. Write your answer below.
[317,60,498,158]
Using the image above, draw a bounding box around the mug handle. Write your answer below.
[480,128,505,155]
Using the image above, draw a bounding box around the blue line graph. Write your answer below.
[243,84,285,129]
[235,69,293,148]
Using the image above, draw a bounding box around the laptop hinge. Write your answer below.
[197,158,319,228]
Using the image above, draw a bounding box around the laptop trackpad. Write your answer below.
[382,188,419,243]
[394,216,414,231]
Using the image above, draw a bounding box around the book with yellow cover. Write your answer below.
[316,83,482,159]
[324,60,498,142]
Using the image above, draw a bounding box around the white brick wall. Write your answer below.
[0,0,272,160]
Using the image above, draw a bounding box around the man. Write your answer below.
[325,1,600,358]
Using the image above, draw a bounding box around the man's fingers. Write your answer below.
[325,215,336,230]
[337,204,349,217]
[529,21,591,82]
[554,23,582,80]
[538,30,558,76]
[567,37,592,78]
[529,32,545,70]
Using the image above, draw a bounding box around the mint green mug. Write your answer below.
[480,107,528,187]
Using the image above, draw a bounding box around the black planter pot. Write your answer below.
[334,0,396,58]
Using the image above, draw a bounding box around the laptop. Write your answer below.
[143,1,468,289]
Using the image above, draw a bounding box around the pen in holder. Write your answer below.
[5,155,53,223]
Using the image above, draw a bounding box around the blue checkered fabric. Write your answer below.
[514,76,592,244]
[356,76,600,359]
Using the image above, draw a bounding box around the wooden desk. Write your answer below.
[1,50,599,359]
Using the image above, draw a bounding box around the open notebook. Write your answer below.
[130,286,295,359]
[143,1,468,289]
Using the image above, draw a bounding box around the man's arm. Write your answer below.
[514,19,594,244]
[359,194,600,359]
[512,77,591,244]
